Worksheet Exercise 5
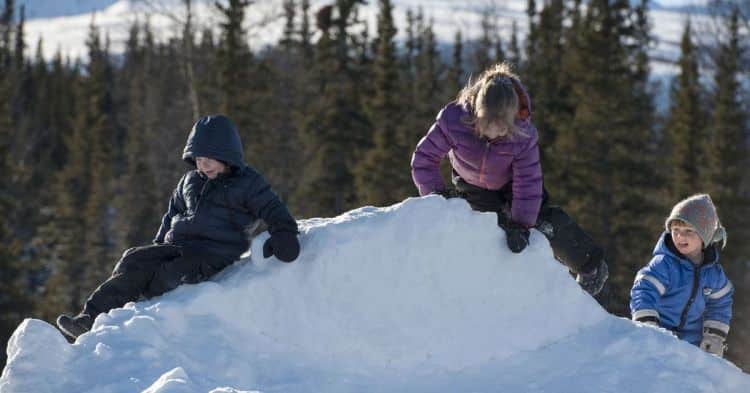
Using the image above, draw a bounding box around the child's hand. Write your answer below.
[263,231,301,262]
[700,329,727,357]
[505,226,530,253]
[497,215,530,253]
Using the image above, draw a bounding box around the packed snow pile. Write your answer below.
[2,196,749,392]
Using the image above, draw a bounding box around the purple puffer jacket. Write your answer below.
[410,79,543,228]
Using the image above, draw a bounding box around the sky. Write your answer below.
[2,196,749,392]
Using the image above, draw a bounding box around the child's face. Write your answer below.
[195,157,228,179]
[481,121,506,139]
[670,222,703,259]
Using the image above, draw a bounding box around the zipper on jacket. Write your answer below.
[194,178,213,214]
[677,266,701,330]
[478,141,490,188]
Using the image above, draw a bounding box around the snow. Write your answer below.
[2,196,750,392]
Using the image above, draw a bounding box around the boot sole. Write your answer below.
[56,316,89,339]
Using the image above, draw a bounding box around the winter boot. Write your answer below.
[56,314,94,339]
[576,259,609,296]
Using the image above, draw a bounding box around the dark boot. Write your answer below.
[56,314,93,339]
[576,258,609,296]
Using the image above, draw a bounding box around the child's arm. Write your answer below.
[153,175,188,244]
[244,169,300,262]
[703,266,733,338]
[510,130,542,228]
[630,256,672,325]
[243,172,297,234]
[699,266,733,357]
[411,108,456,196]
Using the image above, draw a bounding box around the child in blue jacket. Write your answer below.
[630,194,733,357]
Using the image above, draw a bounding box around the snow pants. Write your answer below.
[453,175,604,274]
[82,244,233,317]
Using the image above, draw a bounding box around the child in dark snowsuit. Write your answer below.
[410,62,608,296]
[631,194,733,357]
[57,115,300,339]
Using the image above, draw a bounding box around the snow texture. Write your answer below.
[2,196,749,392]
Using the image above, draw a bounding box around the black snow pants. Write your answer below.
[82,244,233,317]
[453,175,604,274]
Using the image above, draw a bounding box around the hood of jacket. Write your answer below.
[182,115,245,169]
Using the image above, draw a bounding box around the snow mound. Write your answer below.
[2,196,749,392]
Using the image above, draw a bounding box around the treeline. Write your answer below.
[1,0,748,370]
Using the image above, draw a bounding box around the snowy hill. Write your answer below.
[20,0,708,69]
[2,196,749,392]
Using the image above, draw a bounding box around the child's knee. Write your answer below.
[113,245,181,275]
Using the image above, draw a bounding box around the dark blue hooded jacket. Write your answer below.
[154,115,298,261]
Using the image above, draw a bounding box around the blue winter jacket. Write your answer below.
[153,115,298,262]
[630,232,733,345]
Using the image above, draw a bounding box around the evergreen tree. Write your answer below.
[299,0,313,63]
[38,22,118,317]
[523,0,566,174]
[664,20,707,201]
[216,0,276,177]
[555,0,659,311]
[0,0,13,68]
[705,7,750,369]
[295,0,369,216]
[0,22,30,367]
[80,23,119,305]
[413,17,442,129]
[404,8,416,71]
[116,22,162,249]
[508,20,522,71]
[523,0,538,76]
[474,10,494,72]
[216,0,253,125]
[354,0,408,206]
[445,31,464,98]
[12,2,21,69]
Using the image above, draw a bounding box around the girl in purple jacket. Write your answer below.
[411,62,608,296]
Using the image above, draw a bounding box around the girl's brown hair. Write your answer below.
[456,62,524,139]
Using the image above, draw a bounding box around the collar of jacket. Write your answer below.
[654,232,720,268]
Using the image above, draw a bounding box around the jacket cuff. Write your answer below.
[704,320,730,337]
[632,309,660,322]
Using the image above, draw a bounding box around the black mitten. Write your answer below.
[497,214,530,253]
[506,226,530,253]
[263,231,301,262]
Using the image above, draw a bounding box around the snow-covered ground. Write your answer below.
[2,196,749,392]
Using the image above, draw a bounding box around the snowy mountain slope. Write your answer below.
[20,0,708,70]
[2,196,749,392]
[18,0,119,19]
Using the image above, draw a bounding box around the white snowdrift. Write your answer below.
[2,196,749,392]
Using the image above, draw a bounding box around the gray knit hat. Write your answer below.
[665,194,727,249]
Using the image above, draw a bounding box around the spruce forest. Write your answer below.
[1,0,749,371]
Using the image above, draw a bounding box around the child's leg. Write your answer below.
[82,244,182,317]
[452,175,508,213]
[535,206,604,274]
[144,247,233,298]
